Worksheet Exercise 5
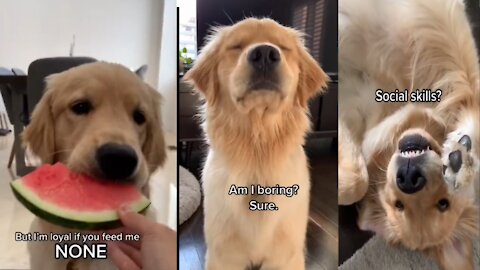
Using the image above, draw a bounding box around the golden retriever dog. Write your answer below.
[338,0,479,269]
[22,62,166,270]
[184,18,328,270]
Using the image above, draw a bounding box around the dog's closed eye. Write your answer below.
[228,43,244,50]
[278,45,291,51]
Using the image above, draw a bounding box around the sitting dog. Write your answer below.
[185,18,328,270]
[22,62,166,270]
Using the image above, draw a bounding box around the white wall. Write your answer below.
[0,0,177,133]
[158,0,177,132]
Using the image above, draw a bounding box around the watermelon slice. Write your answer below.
[10,163,150,230]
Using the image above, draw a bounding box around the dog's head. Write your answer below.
[185,18,328,114]
[23,62,166,192]
[359,108,477,253]
[381,129,460,249]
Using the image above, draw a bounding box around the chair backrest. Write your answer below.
[0,67,16,123]
[12,68,26,76]
[27,57,96,116]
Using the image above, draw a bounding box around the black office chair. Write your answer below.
[0,67,26,171]
[0,67,15,132]
[26,57,97,117]
[10,57,96,176]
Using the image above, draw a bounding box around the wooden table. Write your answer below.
[0,74,35,176]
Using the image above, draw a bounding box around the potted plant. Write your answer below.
[179,47,193,74]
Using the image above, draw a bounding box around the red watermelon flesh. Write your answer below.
[10,163,150,230]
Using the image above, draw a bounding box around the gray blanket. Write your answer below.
[340,235,480,270]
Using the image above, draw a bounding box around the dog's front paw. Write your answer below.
[443,133,478,198]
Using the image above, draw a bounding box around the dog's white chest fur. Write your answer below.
[202,146,310,268]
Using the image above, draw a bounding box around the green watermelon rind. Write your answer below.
[10,180,150,230]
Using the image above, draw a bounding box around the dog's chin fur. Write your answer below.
[233,90,288,115]
[207,81,308,173]
[203,98,310,173]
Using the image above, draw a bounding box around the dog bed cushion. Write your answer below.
[179,166,201,225]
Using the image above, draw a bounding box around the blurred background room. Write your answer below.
[0,0,177,268]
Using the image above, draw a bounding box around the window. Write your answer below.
[178,0,197,60]
[293,0,326,63]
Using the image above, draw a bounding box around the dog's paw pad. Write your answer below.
[443,134,477,193]
[448,150,462,173]
[458,134,471,151]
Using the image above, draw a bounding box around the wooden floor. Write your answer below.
[179,138,338,270]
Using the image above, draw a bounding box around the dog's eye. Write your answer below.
[228,44,243,50]
[394,200,404,211]
[71,101,92,115]
[133,109,146,125]
[437,199,449,212]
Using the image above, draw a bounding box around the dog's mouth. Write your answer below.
[235,78,285,107]
[248,79,280,92]
[398,134,432,158]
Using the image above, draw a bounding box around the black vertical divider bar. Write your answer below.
[332,0,340,261]
[176,5,181,269]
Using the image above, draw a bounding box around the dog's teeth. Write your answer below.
[401,148,427,158]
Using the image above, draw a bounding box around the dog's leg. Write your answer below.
[29,242,69,270]
[438,111,479,270]
[251,249,305,270]
[442,112,479,200]
[338,120,369,205]
[275,251,305,270]
[28,219,70,270]
[205,250,247,270]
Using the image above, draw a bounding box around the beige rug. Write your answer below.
[340,235,480,270]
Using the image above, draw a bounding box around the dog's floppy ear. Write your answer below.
[357,198,387,237]
[135,65,148,79]
[22,75,58,164]
[184,27,226,105]
[435,239,474,270]
[143,85,166,173]
[434,206,477,269]
[295,35,329,107]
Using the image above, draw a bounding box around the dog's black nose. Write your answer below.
[396,164,426,194]
[96,143,138,180]
[248,45,280,71]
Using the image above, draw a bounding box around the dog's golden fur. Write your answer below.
[339,0,479,269]
[22,62,166,270]
[185,18,328,269]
